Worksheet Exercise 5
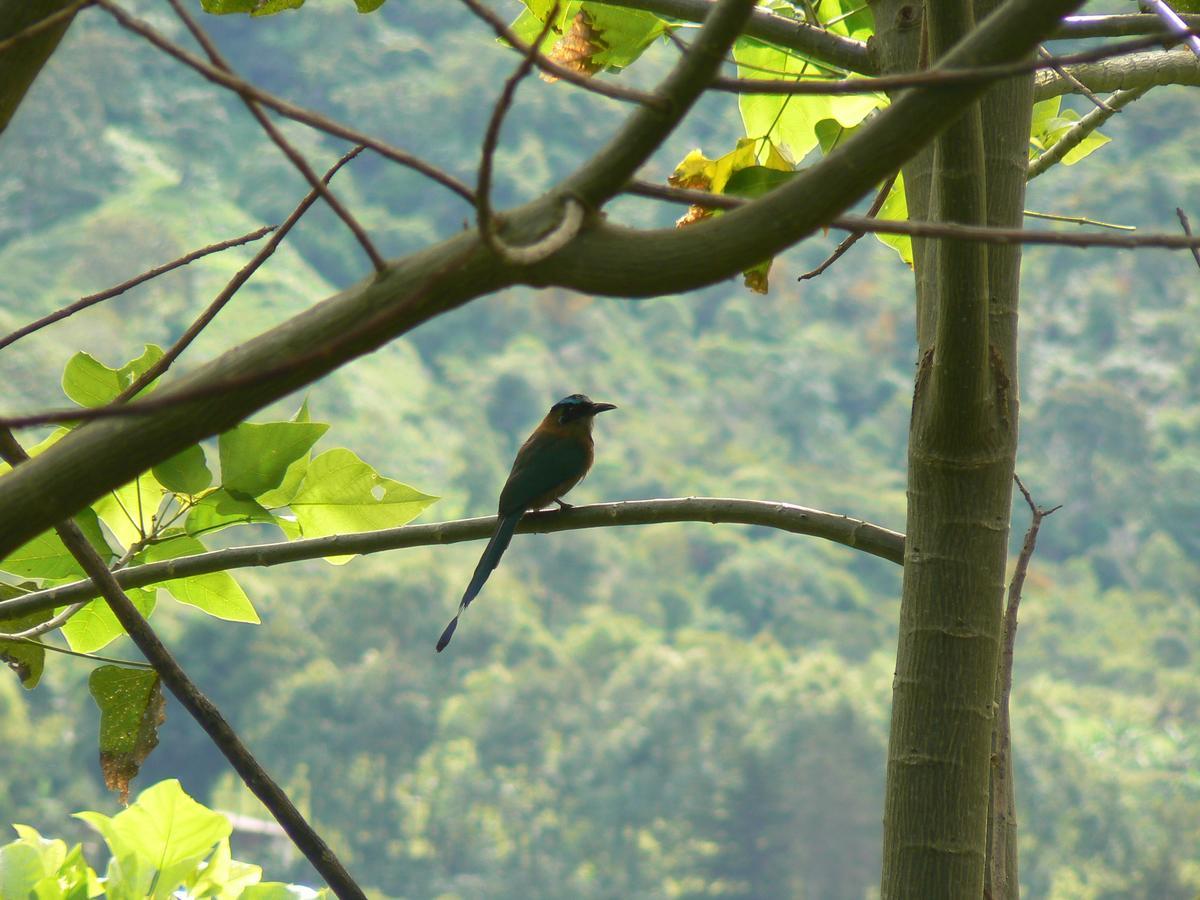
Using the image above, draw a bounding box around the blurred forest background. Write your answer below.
[0,1,1198,897]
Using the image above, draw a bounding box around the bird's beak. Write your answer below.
[590,402,617,414]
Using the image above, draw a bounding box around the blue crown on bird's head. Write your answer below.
[551,394,617,424]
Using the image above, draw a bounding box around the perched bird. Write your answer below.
[436,393,616,652]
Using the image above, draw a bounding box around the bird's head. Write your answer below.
[550,393,617,426]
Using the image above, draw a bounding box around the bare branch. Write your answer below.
[0,226,274,353]
[94,0,475,203]
[1027,86,1148,181]
[714,31,1200,95]
[166,0,384,272]
[477,3,561,261]
[1035,46,1200,100]
[1177,207,1200,271]
[0,497,905,619]
[989,476,1061,900]
[596,0,875,74]
[799,173,897,281]
[1038,45,1112,111]
[115,146,367,402]
[627,180,1200,250]
[0,428,366,900]
[1140,0,1200,58]
[456,0,665,107]
[1052,12,1200,39]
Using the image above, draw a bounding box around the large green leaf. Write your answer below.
[0,506,111,580]
[735,38,884,161]
[138,535,259,623]
[61,587,156,654]
[218,420,329,499]
[1029,97,1110,166]
[87,667,165,805]
[152,444,212,496]
[289,449,437,561]
[201,0,304,14]
[61,345,163,407]
[76,779,228,897]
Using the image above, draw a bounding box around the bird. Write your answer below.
[436,393,616,652]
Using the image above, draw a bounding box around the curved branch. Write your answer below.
[1034,47,1200,99]
[0,0,1085,559]
[0,498,905,618]
[597,0,876,75]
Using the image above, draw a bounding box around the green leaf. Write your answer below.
[354,0,385,10]
[186,488,276,538]
[0,842,44,898]
[62,588,156,654]
[138,535,259,623]
[88,667,165,804]
[76,780,230,898]
[0,585,53,688]
[185,838,264,897]
[875,173,913,266]
[61,345,163,408]
[579,3,668,70]
[724,165,795,200]
[289,449,438,562]
[218,420,329,499]
[0,506,111,580]
[152,445,212,495]
[735,38,884,161]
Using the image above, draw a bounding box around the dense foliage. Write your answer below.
[0,1,1197,897]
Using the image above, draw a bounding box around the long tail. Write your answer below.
[436,513,522,652]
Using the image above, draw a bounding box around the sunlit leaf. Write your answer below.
[62,587,156,654]
[0,506,111,580]
[0,585,52,688]
[138,535,259,623]
[185,488,276,538]
[219,420,329,499]
[289,449,438,562]
[61,345,163,407]
[152,444,212,496]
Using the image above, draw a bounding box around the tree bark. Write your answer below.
[874,0,1036,895]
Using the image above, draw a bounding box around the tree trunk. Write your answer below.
[873,1,1029,895]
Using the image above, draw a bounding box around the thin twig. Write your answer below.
[166,0,385,272]
[0,226,274,353]
[0,428,366,900]
[115,146,366,402]
[1,242,477,429]
[0,635,154,669]
[1027,86,1149,180]
[626,179,1200,249]
[1,600,88,639]
[1022,210,1134,230]
[95,0,475,204]
[455,0,665,107]
[1038,45,1111,111]
[711,30,1199,95]
[477,4,560,259]
[0,497,906,618]
[990,475,1060,900]
[1177,207,1200,271]
[0,0,93,55]
[1141,0,1200,58]
[799,172,896,281]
